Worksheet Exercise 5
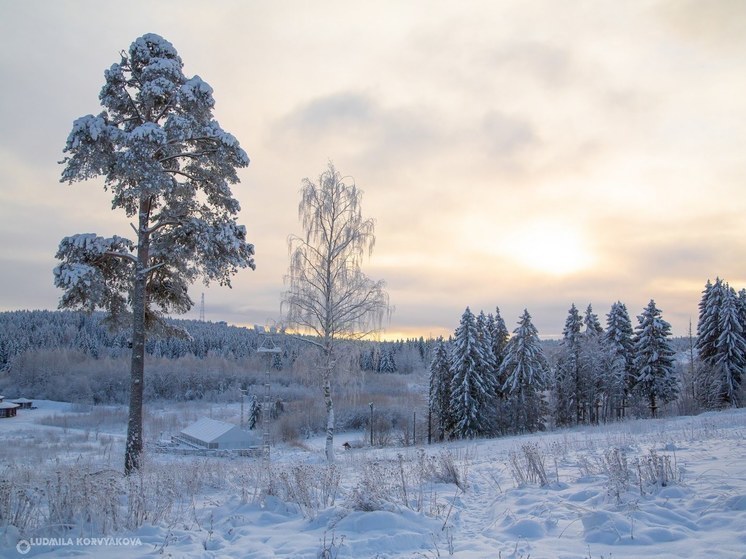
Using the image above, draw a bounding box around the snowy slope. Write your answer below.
[1,402,745,558]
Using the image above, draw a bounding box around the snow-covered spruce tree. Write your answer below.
[581,304,605,423]
[282,162,390,462]
[450,307,492,438]
[476,310,499,419]
[553,304,583,427]
[55,34,255,474]
[429,337,454,441]
[603,301,634,419]
[489,307,510,371]
[499,309,549,434]
[696,278,724,365]
[713,284,746,407]
[488,307,511,434]
[632,300,679,417]
[378,346,397,373]
[696,279,746,408]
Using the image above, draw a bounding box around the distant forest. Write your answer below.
[0,309,430,405]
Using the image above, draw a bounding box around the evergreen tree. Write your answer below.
[476,311,498,391]
[714,285,746,407]
[695,278,746,408]
[696,278,724,364]
[488,307,510,433]
[553,304,583,426]
[581,304,605,423]
[583,304,604,337]
[248,394,261,430]
[499,309,549,433]
[378,347,397,373]
[603,301,634,418]
[450,307,492,438]
[632,300,678,417]
[429,337,454,441]
[55,34,255,474]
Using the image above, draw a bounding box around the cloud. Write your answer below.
[656,0,746,48]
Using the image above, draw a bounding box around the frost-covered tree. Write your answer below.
[696,278,746,408]
[488,307,510,371]
[282,162,390,462]
[450,307,492,438]
[378,347,397,373]
[553,304,583,426]
[581,304,605,423]
[632,300,678,417]
[499,309,549,433]
[488,307,511,434]
[429,337,454,441]
[603,301,634,418]
[248,394,261,430]
[54,34,255,474]
[696,278,724,364]
[713,285,746,407]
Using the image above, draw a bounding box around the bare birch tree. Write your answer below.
[54,34,255,474]
[283,162,390,462]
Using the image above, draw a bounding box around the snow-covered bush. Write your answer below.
[508,443,549,486]
[268,464,341,518]
[634,449,680,494]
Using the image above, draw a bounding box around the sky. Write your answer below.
[1,0,745,340]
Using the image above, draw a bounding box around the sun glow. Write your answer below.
[500,222,594,276]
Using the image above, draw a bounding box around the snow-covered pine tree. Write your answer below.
[476,310,498,427]
[498,309,549,433]
[429,337,454,441]
[632,300,679,417]
[488,307,510,434]
[553,304,583,426]
[603,301,634,419]
[55,34,255,474]
[581,304,605,423]
[695,278,740,408]
[489,307,510,383]
[696,278,724,365]
[450,307,492,438]
[248,394,261,430]
[713,285,746,407]
[378,346,397,373]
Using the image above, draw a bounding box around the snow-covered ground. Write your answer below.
[1,400,745,558]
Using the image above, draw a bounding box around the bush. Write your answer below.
[508,443,549,486]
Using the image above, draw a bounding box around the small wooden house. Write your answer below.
[174,418,257,450]
[12,398,33,410]
[0,402,19,418]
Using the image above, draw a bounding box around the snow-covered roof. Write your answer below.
[0,402,19,409]
[180,418,239,443]
[12,398,33,403]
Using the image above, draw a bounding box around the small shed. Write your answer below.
[175,418,256,450]
[12,398,33,410]
[0,402,19,418]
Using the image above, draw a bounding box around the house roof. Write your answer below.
[0,402,19,409]
[180,418,240,443]
[12,398,33,403]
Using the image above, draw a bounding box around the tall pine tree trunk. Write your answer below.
[124,199,151,475]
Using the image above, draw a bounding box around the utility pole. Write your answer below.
[256,326,282,463]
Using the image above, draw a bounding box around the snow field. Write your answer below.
[1,401,745,558]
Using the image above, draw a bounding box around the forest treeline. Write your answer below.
[430,277,746,441]
[1,276,742,439]
[0,309,425,404]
